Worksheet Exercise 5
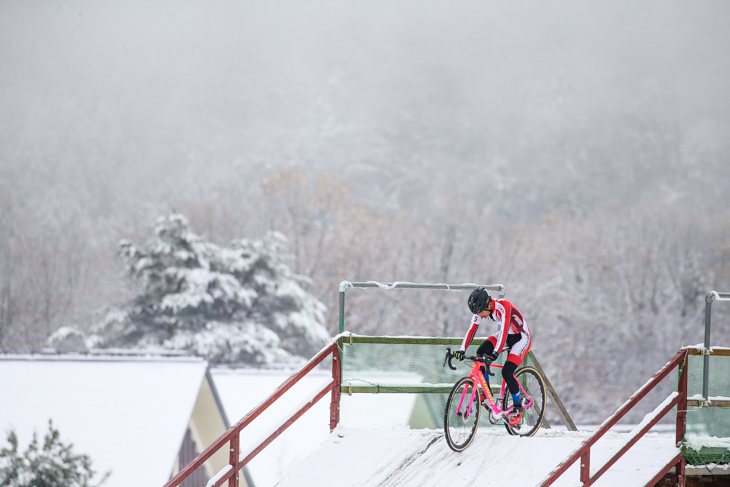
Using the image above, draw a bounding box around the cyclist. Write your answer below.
[453,286,532,423]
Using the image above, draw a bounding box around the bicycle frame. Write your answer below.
[458,359,534,421]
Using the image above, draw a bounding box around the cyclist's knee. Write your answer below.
[502,360,518,378]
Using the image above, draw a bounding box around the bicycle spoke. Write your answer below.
[502,367,546,437]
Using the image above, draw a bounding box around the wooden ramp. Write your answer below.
[276,428,679,487]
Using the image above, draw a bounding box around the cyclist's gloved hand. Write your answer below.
[486,352,499,362]
[453,350,465,361]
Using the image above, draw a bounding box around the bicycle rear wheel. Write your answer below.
[502,366,546,437]
[444,377,481,452]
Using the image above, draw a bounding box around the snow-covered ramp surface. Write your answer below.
[277,427,679,487]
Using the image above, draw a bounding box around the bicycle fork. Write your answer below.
[456,381,479,419]
[456,373,494,420]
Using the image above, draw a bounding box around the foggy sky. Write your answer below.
[2,0,730,224]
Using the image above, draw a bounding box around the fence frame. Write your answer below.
[338,334,576,430]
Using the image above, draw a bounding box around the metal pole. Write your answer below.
[337,281,506,334]
[703,292,713,402]
[330,339,342,430]
[702,291,730,403]
[338,288,346,334]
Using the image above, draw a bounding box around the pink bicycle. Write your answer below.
[443,348,546,451]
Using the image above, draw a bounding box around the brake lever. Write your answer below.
[444,347,457,370]
[478,355,496,377]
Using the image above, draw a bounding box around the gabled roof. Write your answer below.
[0,351,210,487]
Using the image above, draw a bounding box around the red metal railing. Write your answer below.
[539,348,688,487]
[163,340,342,487]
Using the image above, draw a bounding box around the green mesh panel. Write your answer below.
[337,335,536,430]
[686,354,730,398]
[684,352,730,465]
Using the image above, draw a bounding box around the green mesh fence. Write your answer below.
[684,350,730,466]
[337,335,541,431]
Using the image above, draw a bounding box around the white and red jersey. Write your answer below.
[459,299,531,356]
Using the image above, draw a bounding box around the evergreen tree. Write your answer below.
[0,420,108,487]
[83,213,330,364]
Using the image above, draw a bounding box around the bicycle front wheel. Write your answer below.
[502,366,546,437]
[444,377,481,452]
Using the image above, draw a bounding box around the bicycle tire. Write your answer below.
[444,376,481,452]
[502,366,546,437]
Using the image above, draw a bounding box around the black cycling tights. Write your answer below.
[477,336,521,395]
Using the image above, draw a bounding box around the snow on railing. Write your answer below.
[204,465,232,487]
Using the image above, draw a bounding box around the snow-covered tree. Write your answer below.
[0,420,108,487]
[84,213,330,364]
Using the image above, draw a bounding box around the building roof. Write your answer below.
[0,351,210,487]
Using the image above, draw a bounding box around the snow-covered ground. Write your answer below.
[276,427,680,487]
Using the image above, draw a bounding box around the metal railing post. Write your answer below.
[228,433,239,487]
[702,291,730,403]
[338,284,347,334]
[676,351,688,446]
[703,292,713,402]
[330,338,342,430]
[580,452,590,484]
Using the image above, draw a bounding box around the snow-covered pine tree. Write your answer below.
[84,213,330,364]
[0,420,108,487]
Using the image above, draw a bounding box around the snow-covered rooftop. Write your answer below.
[0,352,209,487]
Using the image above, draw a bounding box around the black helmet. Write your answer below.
[468,286,492,314]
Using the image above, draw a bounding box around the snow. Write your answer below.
[628,392,678,437]
[688,394,730,403]
[277,427,680,487]
[0,354,208,487]
[205,465,233,487]
[685,433,730,451]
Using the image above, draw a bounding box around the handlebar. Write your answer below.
[443,348,495,376]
